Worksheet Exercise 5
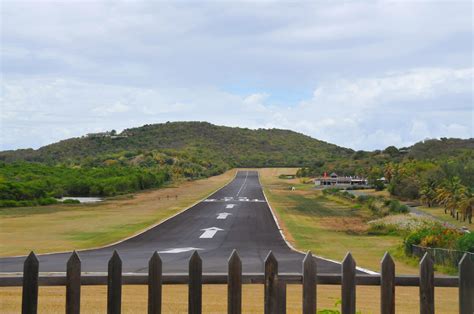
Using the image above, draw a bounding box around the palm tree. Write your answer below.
[458,189,474,224]
[420,180,437,207]
[435,177,466,219]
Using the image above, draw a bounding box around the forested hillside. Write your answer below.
[0,122,352,166]
[0,122,352,207]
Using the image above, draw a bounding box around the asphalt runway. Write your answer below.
[0,171,352,274]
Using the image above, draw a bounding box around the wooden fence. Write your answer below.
[410,244,474,268]
[1,250,473,314]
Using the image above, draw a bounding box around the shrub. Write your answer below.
[456,233,474,253]
[404,225,463,253]
[387,200,409,213]
[62,199,80,204]
[356,195,371,203]
[373,180,385,191]
[38,197,58,205]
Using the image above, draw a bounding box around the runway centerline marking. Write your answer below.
[200,227,224,238]
[217,212,232,219]
[226,204,236,209]
[235,171,248,197]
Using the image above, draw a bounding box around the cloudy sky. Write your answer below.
[1,1,472,151]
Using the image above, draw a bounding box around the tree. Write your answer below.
[420,180,437,207]
[458,189,473,224]
[436,177,466,219]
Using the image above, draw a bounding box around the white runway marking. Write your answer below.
[200,227,224,238]
[158,247,202,254]
[226,204,236,209]
[204,198,265,202]
[235,171,248,197]
[217,212,232,219]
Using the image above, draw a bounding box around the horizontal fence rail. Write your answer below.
[0,250,472,314]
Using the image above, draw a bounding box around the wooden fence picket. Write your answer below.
[66,251,81,314]
[107,251,122,314]
[188,251,202,314]
[228,250,242,314]
[380,252,395,314]
[302,251,316,314]
[4,249,470,314]
[148,252,162,314]
[459,253,474,314]
[420,253,434,314]
[22,251,39,314]
[341,253,356,314]
[264,251,278,314]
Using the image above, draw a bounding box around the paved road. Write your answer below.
[0,171,346,274]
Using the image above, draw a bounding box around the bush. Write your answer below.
[457,233,474,253]
[387,200,409,213]
[404,225,463,253]
[38,197,58,205]
[62,199,81,204]
[356,195,371,203]
[373,180,385,191]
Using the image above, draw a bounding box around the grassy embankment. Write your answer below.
[342,188,474,232]
[0,169,236,257]
[415,205,474,232]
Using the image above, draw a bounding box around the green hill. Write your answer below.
[0,121,353,167]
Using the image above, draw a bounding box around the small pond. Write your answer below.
[58,197,103,203]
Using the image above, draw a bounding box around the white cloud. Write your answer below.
[1,66,471,151]
[93,102,130,115]
[1,1,472,150]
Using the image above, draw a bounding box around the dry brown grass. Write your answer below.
[0,170,236,257]
[317,217,369,233]
[0,285,458,313]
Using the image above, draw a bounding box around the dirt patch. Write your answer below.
[317,217,369,234]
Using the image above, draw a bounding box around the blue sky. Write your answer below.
[1,0,472,151]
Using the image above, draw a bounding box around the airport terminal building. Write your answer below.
[314,172,368,187]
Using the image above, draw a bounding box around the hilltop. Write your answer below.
[0,121,353,167]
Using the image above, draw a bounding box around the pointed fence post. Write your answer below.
[107,251,122,314]
[419,253,434,314]
[264,251,278,314]
[228,250,242,314]
[341,252,356,314]
[302,251,316,314]
[66,251,81,314]
[459,253,474,314]
[380,252,395,314]
[22,251,39,314]
[148,252,162,314]
[189,251,202,314]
